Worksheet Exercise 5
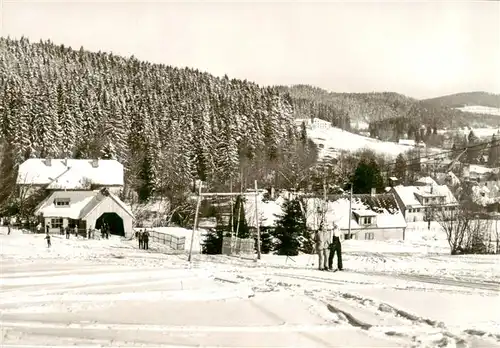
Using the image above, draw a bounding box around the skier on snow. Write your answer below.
[314,222,332,271]
[45,232,51,248]
[328,223,343,271]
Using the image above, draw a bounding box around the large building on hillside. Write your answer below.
[16,158,124,197]
[303,192,407,241]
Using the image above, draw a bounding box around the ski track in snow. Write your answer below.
[1,229,500,347]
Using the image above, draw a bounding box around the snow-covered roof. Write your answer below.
[392,184,458,208]
[398,139,416,146]
[17,159,124,188]
[415,176,437,186]
[35,190,134,219]
[35,191,97,219]
[468,165,498,176]
[303,193,406,230]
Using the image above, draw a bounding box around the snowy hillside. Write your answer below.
[456,105,500,116]
[438,126,500,139]
[1,227,499,348]
[299,119,432,159]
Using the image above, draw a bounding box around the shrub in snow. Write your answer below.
[202,226,230,254]
[272,198,305,256]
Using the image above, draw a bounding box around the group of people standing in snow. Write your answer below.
[135,229,150,250]
[314,223,343,271]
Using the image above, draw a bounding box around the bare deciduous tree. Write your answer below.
[435,205,488,255]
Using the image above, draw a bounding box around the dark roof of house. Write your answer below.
[302,193,400,215]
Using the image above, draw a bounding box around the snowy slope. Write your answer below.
[301,120,437,160]
[1,227,499,348]
[456,105,500,117]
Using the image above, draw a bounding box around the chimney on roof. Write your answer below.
[63,158,68,167]
[44,158,52,166]
[371,188,376,196]
[91,159,99,168]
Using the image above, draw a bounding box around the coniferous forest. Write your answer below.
[0,37,320,205]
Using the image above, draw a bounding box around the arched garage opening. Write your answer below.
[95,212,125,237]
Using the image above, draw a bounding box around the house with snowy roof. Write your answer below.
[34,188,134,237]
[17,158,133,238]
[302,192,407,241]
[390,183,458,223]
[16,158,124,197]
[463,164,500,182]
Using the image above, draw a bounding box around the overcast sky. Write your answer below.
[1,0,499,99]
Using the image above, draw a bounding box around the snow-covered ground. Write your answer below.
[438,127,500,139]
[303,121,440,160]
[1,226,499,348]
[456,105,500,117]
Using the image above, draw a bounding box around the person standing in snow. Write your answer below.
[36,223,41,234]
[7,222,11,235]
[46,223,50,234]
[65,226,70,239]
[137,230,143,249]
[142,230,150,250]
[45,232,51,248]
[328,223,343,271]
[314,223,332,271]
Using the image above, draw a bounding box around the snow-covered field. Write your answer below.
[438,127,500,139]
[1,226,500,348]
[306,124,434,160]
[456,105,500,117]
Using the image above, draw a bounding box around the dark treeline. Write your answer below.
[0,37,317,207]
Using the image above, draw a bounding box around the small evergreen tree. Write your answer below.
[299,230,315,254]
[394,153,406,182]
[488,134,499,167]
[202,226,228,254]
[259,227,274,254]
[272,198,305,256]
[352,158,384,194]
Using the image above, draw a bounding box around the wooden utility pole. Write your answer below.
[254,180,261,260]
[348,183,353,237]
[188,183,203,262]
[323,178,327,228]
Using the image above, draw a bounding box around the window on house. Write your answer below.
[54,198,70,207]
[51,218,63,228]
[363,217,373,225]
[364,232,374,240]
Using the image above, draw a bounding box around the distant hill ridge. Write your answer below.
[422,92,500,109]
[278,85,500,141]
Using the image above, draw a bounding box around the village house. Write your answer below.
[34,189,134,238]
[16,158,134,238]
[470,172,500,206]
[295,117,331,130]
[303,192,407,241]
[16,158,124,197]
[391,182,458,223]
[463,164,500,183]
